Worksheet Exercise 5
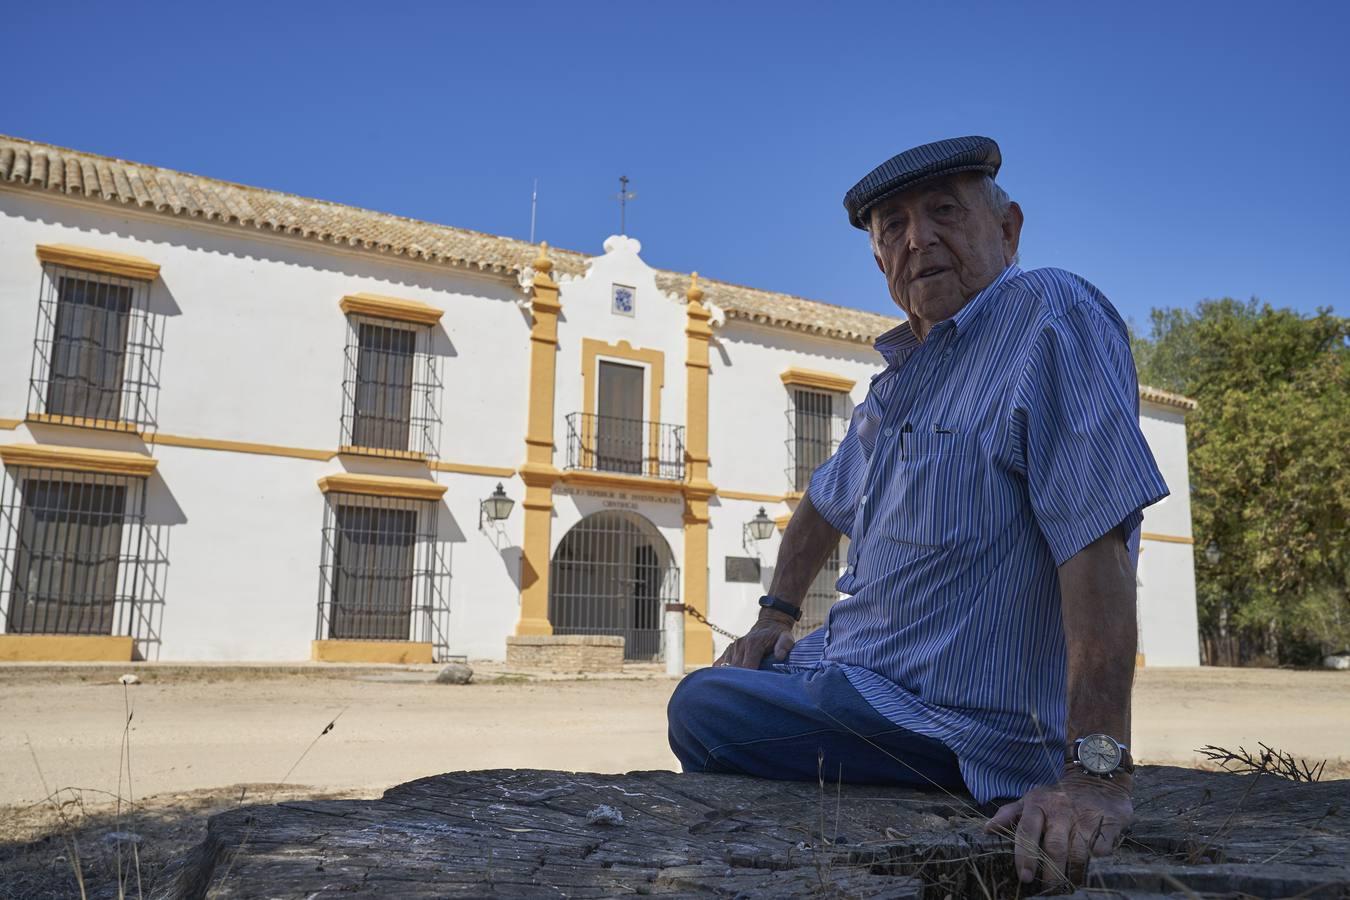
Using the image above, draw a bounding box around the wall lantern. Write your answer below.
[480,483,515,529]
[742,506,776,553]
[746,507,776,542]
[1204,541,1221,566]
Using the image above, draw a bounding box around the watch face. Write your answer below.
[1078,735,1122,775]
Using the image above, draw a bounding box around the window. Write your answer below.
[780,369,855,493]
[0,461,167,658]
[565,340,685,482]
[337,294,443,459]
[330,503,417,640]
[315,486,449,651]
[46,277,133,421]
[28,251,163,433]
[351,322,416,452]
[595,360,645,474]
[789,388,840,491]
[8,477,125,634]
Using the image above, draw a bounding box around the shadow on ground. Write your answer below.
[0,784,367,900]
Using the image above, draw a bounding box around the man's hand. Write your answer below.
[714,610,796,669]
[985,770,1133,886]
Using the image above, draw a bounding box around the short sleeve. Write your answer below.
[1012,300,1169,567]
[806,391,877,537]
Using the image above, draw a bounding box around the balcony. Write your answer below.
[564,413,685,482]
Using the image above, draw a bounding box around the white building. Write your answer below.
[0,134,1202,668]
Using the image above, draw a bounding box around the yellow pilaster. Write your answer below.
[517,244,563,636]
[682,274,715,665]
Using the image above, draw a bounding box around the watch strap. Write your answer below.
[758,594,802,622]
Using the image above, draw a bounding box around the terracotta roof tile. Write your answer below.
[0,129,1206,416]
[1139,385,1199,411]
[1,134,901,344]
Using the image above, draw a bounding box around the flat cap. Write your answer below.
[843,136,1002,230]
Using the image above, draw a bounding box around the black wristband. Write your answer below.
[758,595,802,621]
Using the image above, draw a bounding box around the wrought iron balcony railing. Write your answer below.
[564,412,686,482]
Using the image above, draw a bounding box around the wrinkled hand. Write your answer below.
[714,612,795,669]
[985,769,1133,887]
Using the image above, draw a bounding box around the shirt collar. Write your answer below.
[951,264,1020,335]
[874,320,921,367]
[873,264,1021,366]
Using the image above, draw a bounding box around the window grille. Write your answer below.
[316,492,450,655]
[785,388,845,491]
[339,317,441,458]
[0,465,168,657]
[27,266,163,433]
[548,511,679,661]
[795,538,846,639]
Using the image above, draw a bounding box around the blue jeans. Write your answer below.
[668,660,966,791]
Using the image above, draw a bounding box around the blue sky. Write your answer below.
[3,1,1345,329]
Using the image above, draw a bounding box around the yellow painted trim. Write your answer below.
[311,640,433,664]
[682,273,714,667]
[580,338,666,479]
[780,367,856,394]
[0,443,157,477]
[559,469,687,494]
[337,445,428,463]
[0,635,135,662]
[153,433,336,461]
[719,489,786,503]
[339,293,444,326]
[27,413,141,434]
[431,460,516,478]
[317,473,447,501]
[1136,653,1146,669]
[0,419,21,431]
[36,243,160,281]
[154,432,508,475]
[1140,532,1195,545]
[517,244,562,638]
[774,513,792,532]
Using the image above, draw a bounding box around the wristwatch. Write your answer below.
[758,594,802,622]
[1069,734,1135,778]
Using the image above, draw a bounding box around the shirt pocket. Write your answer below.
[872,430,982,551]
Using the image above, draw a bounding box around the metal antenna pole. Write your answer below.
[529,178,538,245]
[616,175,636,235]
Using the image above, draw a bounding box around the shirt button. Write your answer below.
[883,427,893,438]
[943,349,953,360]
[859,496,867,507]
[845,565,855,574]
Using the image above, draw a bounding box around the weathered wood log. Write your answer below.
[152,765,1348,899]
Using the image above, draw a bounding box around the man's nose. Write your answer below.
[905,215,939,252]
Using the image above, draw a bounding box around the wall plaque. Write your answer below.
[724,556,762,583]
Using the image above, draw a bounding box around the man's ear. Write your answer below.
[1002,201,1025,263]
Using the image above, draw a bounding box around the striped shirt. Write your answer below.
[785,265,1169,805]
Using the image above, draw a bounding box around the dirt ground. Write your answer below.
[1,664,1347,897]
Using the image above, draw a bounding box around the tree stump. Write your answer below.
[152,766,1348,898]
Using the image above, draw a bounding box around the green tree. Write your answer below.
[1133,299,1349,665]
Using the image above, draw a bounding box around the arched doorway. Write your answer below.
[549,511,679,661]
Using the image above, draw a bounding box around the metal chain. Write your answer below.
[677,603,742,641]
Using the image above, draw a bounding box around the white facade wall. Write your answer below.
[0,185,1203,666]
[1136,404,1202,666]
[0,190,530,661]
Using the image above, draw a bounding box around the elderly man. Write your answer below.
[667,136,1169,887]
